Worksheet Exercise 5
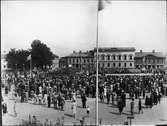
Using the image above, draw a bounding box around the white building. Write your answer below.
[94,47,135,70]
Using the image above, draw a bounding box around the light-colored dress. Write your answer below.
[72,102,77,114]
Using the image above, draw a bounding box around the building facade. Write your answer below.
[134,50,166,69]
[59,51,94,72]
[93,47,136,71]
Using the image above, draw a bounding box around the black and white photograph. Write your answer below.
[1,0,167,125]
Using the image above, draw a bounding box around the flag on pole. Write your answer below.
[98,0,111,11]
[27,54,31,61]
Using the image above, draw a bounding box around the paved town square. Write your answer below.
[2,87,167,125]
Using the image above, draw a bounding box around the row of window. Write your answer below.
[68,58,93,64]
[135,59,165,64]
[71,62,133,68]
[97,54,133,61]
[136,65,164,68]
[99,62,133,68]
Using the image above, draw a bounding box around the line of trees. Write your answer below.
[5,40,55,71]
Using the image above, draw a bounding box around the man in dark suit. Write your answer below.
[81,94,87,108]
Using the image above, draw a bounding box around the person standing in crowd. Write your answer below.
[121,90,126,108]
[81,94,87,108]
[138,97,143,114]
[2,102,8,115]
[153,92,158,105]
[111,92,115,105]
[157,92,161,104]
[149,94,153,108]
[106,88,111,104]
[143,90,145,99]
[130,98,134,115]
[104,86,107,99]
[47,93,51,108]
[53,93,58,109]
[117,97,123,114]
[145,96,149,108]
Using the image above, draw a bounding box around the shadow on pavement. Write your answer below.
[159,118,167,121]
[64,113,74,118]
[142,105,149,109]
[108,104,118,108]
[122,112,131,116]
[126,110,139,115]
[109,111,132,116]
[77,105,84,108]
[109,111,121,115]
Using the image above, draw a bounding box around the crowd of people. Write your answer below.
[2,69,167,118]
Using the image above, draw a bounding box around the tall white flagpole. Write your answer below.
[29,55,32,97]
[30,55,32,79]
[96,1,99,125]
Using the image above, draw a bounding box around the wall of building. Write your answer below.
[94,51,135,69]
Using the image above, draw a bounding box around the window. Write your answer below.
[129,55,133,60]
[87,59,89,63]
[108,63,110,67]
[113,63,115,67]
[102,55,105,60]
[84,59,86,63]
[76,59,79,63]
[118,55,121,60]
[124,55,127,60]
[73,58,75,63]
[124,63,126,68]
[107,55,110,60]
[118,63,121,67]
[113,55,116,60]
[130,63,132,67]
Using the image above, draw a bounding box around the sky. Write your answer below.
[1,0,167,57]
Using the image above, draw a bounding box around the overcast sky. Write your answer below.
[1,0,167,57]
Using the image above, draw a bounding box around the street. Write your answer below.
[2,88,167,125]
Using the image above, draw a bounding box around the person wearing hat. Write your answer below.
[130,98,134,115]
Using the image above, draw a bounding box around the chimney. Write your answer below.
[152,50,155,53]
[140,50,142,53]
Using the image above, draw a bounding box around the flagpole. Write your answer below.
[96,1,99,125]
[29,55,32,98]
[30,55,32,79]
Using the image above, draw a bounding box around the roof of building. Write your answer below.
[94,47,135,52]
[63,51,94,58]
[53,54,59,58]
[135,52,165,58]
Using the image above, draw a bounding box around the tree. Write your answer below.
[6,48,30,70]
[31,39,54,69]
